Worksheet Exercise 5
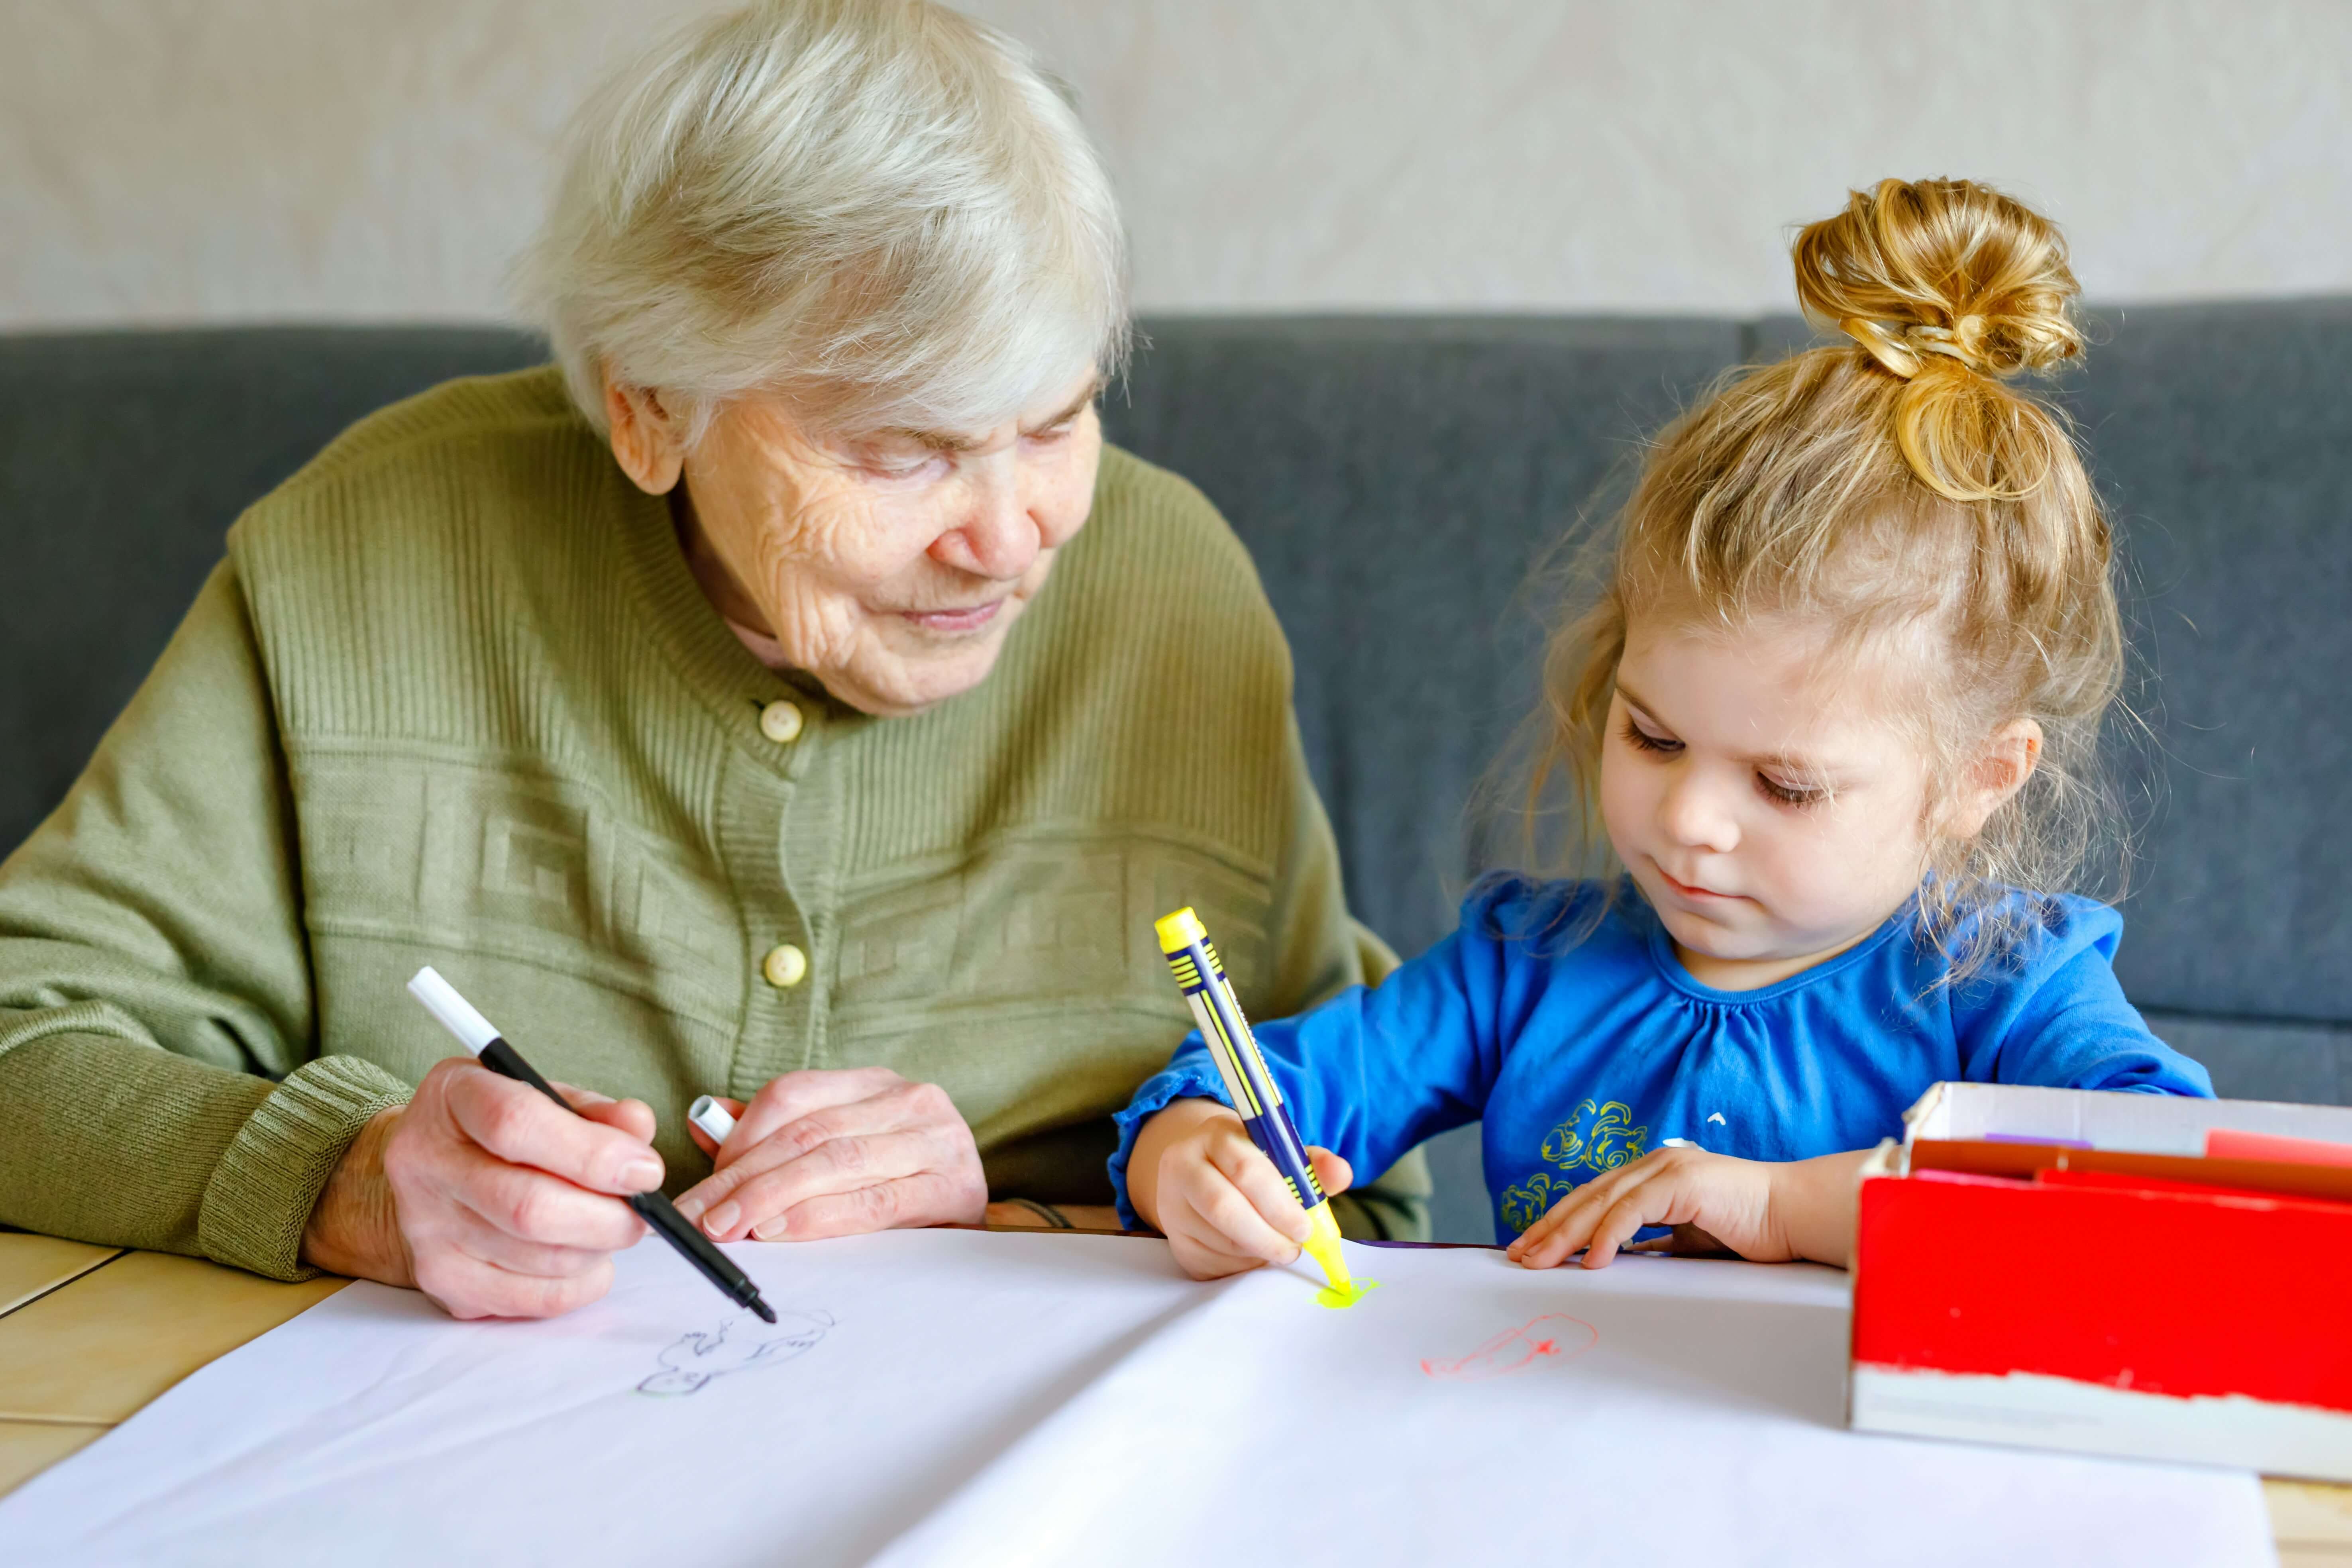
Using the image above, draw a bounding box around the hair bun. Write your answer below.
[1794,178,2083,381]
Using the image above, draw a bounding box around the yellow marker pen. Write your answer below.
[1155,907,1371,1308]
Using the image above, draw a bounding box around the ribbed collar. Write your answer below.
[607,471,848,750]
[1644,903,1908,1007]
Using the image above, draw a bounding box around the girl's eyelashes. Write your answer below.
[1620,706,1829,805]
[1756,771,1828,808]
[1620,716,1682,755]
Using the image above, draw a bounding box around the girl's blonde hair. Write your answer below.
[1537,177,2123,967]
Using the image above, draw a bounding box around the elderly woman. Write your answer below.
[0,0,1424,1319]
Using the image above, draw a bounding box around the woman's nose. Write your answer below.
[932,462,1038,580]
[1659,771,1740,854]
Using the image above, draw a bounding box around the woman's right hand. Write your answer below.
[299,1056,664,1319]
[1125,1098,1353,1280]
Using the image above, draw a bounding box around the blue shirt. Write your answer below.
[1110,877,2213,1243]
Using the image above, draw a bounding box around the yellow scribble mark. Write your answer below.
[1316,1278,1380,1309]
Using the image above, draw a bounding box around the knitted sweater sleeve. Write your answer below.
[0,563,408,1280]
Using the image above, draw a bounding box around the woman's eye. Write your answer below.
[1620,718,1681,755]
[1756,773,1825,807]
[867,455,945,482]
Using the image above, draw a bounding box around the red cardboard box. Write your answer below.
[1849,1082,2352,1479]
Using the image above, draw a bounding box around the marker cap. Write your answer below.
[1154,906,1207,954]
[406,967,499,1056]
[688,1094,738,1145]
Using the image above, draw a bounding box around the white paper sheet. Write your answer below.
[0,1232,2272,1567]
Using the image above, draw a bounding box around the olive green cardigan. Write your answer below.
[0,368,1427,1279]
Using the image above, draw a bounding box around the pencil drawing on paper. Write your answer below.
[1419,1313,1597,1381]
[637,1309,835,1395]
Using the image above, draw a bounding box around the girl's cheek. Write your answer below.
[1763,811,1869,907]
[1819,810,1931,915]
[1594,747,1647,858]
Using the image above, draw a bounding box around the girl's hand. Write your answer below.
[1126,1098,1353,1280]
[1505,1146,1869,1270]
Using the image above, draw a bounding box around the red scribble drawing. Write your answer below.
[1420,1313,1598,1381]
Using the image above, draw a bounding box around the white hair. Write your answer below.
[515,0,1129,441]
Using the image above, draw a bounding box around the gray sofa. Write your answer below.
[4,307,2348,1241]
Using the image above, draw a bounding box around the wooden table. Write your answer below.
[3,1233,2348,1562]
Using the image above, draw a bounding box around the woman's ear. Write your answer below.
[603,374,687,495]
[1945,718,2043,839]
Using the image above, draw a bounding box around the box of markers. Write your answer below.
[1848,1080,2352,1480]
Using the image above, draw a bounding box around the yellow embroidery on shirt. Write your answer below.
[1498,1171,1572,1234]
[1500,1100,1652,1234]
[1541,1099,1649,1172]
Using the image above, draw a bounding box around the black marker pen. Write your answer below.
[406,966,776,1323]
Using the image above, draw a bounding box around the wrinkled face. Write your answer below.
[1598,612,1941,990]
[678,368,1103,716]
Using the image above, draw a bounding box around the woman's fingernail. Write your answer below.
[703,1201,740,1236]
[622,1156,662,1191]
[752,1215,788,1241]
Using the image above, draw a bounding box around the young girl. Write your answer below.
[1113,178,2212,1281]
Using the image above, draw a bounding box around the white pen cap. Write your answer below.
[688,1095,738,1144]
[406,966,500,1056]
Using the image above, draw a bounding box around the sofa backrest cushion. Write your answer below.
[1101,316,1742,960]
[0,327,548,850]
[4,312,2346,1122]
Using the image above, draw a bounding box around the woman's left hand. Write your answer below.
[672,1068,988,1242]
[1504,1146,1868,1270]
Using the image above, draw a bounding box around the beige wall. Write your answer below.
[5,0,2349,327]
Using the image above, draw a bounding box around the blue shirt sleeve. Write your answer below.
[1108,877,1560,1229]
[1951,895,2214,1098]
